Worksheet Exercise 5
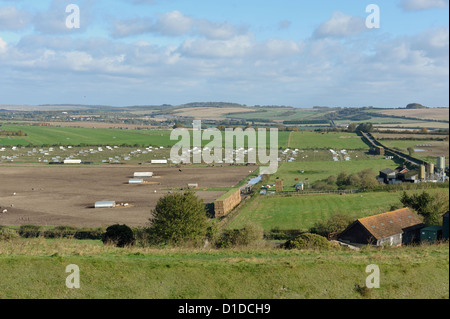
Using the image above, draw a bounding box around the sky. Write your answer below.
[0,0,448,108]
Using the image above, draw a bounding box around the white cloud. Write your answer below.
[0,37,7,54]
[313,11,367,38]
[400,0,449,11]
[33,0,91,34]
[111,10,247,39]
[0,5,31,30]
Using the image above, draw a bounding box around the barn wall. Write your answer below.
[338,222,376,245]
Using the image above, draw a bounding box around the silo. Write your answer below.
[427,162,435,176]
[437,156,446,170]
[419,165,426,180]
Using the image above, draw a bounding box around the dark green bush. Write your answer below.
[216,223,264,248]
[283,233,331,250]
[101,224,135,248]
[18,225,42,238]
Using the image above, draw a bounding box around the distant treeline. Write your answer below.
[365,112,449,124]
[283,119,330,125]
[0,130,27,136]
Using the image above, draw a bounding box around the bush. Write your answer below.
[215,223,264,248]
[101,224,135,248]
[0,227,19,241]
[283,233,331,250]
[18,225,42,238]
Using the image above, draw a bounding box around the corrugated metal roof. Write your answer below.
[95,201,116,208]
[358,208,423,240]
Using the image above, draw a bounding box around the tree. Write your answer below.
[147,191,209,245]
[347,123,357,133]
[356,123,373,133]
[310,214,354,237]
[407,147,415,156]
[400,191,449,226]
[101,224,135,247]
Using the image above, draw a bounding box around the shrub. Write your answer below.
[0,227,19,241]
[18,225,42,238]
[215,223,264,248]
[283,233,331,250]
[101,224,135,248]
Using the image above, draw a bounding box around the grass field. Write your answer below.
[0,238,448,299]
[268,157,399,189]
[228,188,449,231]
[226,108,319,121]
[288,132,368,150]
[0,124,291,149]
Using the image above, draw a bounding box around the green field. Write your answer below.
[288,132,368,149]
[226,108,319,121]
[0,124,290,149]
[0,238,448,299]
[269,157,399,189]
[228,188,449,231]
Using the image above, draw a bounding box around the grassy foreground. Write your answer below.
[0,238,448,299]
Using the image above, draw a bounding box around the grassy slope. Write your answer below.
[228,188,448,231]
[0,238,448,299]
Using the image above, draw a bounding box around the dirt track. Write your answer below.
[0,164,257,227]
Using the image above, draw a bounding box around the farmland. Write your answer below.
[228,188,449,231]
[0,165,257,227]
[1,103,449,301]
[287,131,368,150]
[0,124,291,150]
[268,157,399,189]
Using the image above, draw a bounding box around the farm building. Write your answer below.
[134,172,153,177]
[420,226,443,243]
[378,168,397,184]
[338,208,424,247]
[187,183,199,189]
[151,160,168,164]
[64,159,82,164]
[129,178,144,184]
[378,166,419,184]
[443,211,449,240]
[94,201,116,208]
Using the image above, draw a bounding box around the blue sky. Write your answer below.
[0,0,448,108]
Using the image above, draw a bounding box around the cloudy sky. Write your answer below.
[0,0,448,108]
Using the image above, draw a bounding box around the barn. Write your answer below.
[338,208,424,247]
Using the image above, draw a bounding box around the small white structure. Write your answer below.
[188,183,198,189]
[129,178,144,184]
[134,172,153,177]
[151,160,168,164]
[95,201,116,208]
[64,159,82,164]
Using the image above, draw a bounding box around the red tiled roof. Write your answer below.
[358,208,423,240]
